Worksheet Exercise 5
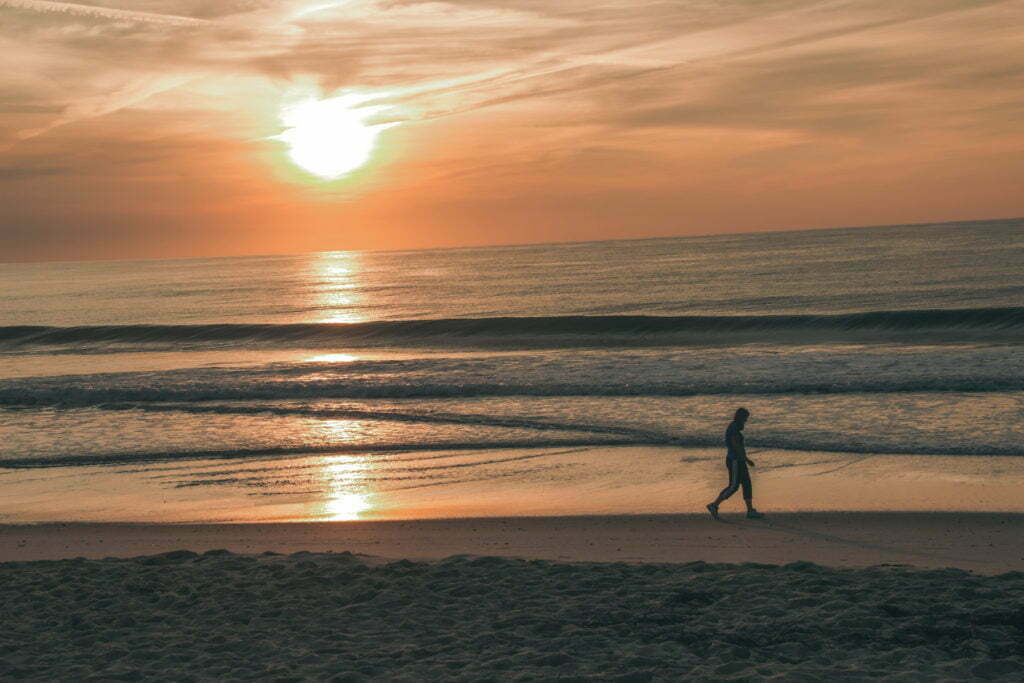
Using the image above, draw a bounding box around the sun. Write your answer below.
[274,92,396,180]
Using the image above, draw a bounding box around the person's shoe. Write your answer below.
[746,509,765,519]
[706,503,719,520]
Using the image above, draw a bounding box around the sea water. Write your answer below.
[1,218,1022,521]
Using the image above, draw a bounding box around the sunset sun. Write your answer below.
[274,92,396,180]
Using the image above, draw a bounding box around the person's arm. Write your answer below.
[729,429,752,466]
[729,430,753,466]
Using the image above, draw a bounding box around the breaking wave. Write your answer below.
[3,306,1023,351]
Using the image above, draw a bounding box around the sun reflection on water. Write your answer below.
[311,251,365,323]
[324,491,372,520]
[315,457,374,521]
[311,420,376,521]
[304,353,359,363]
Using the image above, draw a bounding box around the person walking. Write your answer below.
[707,407,764,519]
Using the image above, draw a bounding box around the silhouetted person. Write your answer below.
[707,407,764,519]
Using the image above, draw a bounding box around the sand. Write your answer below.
[3,513,1022,573]
[2,513,1023,680]
[2,550,1023,681]
[6,445,1024,525]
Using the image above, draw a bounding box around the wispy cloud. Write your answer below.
[0,164,67,178]
[6,0,1019,141]
[0,0,208,26]
[2,0,1022,259]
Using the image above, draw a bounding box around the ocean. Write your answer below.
[2,217,1023,522]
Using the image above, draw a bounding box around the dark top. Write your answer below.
[725,421,744,461]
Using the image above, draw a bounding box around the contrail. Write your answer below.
[0,1,360,145]
[0,0,357,26]
[0,0,210,26]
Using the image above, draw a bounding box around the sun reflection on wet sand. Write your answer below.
[324,490,372,520]
[311,251,365,323]
[314,458,375,521]
[304,352,360,363]
[311,420,376,520]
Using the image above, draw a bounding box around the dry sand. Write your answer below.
[3,513,1022,572]
[2,513,1022,680]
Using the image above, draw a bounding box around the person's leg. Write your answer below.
[739,463,764,518]
[739,462,753,511]
[708,459,739,518]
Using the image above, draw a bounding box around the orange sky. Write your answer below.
[2,0,1023,262]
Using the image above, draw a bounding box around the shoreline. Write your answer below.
[5,445,1024,526]
[4,512,1022,574]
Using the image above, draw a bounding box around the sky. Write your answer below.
[1,0,1022,262]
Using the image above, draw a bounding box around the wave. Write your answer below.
[3,378,1024,407]
[0,440,639,470]
[3,430,1023,470]
[96,402,676,441]
[3,374,1024,406]
[4,306,1023,351]
[101,403,1024,458]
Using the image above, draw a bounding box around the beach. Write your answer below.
[4,0,1024,670]
[3,222,1024,679]
[3,513,1024,681]
[4,444,1024,526]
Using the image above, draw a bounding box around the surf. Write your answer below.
[2,306,1023,352]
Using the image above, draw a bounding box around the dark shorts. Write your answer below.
[720,456,753,500]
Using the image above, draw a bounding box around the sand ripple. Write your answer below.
[2,551,1023,680]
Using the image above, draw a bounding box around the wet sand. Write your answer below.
[3,512,1022,573]
[5,446,1024,528]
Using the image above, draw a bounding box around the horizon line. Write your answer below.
[3,214,1021,267]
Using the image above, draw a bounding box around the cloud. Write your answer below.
[3,0,1022,151]
[1,0,1023,260]
[0,165,67,178]
[0,0,207,26]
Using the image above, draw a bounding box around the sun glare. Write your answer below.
[325,491,372,520]
[315,451,375,521]
[275,92,396,180]
[310,250,366,323]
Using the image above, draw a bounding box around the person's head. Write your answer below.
[733,407,750,427]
